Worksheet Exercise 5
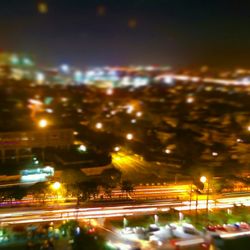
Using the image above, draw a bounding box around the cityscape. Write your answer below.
[0,1,250,250]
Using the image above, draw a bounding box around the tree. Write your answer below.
[61,169,87,197]
[79,181,100,201]
[121,180,134,198]
[28,182,49,203]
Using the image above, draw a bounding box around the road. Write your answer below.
[0,192,250,225]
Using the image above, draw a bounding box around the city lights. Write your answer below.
[95,122,103,129]
[38,119,48,128]
[114,146,120,152]
[126,133,133,140]
[200,176,207,184]
[136,111,142,117]
[52,182,61,190]
[165,148,171,154]
[36,72,45,84]
[78,144,87,152]
[60,64,70,73]
[106,88,113,95]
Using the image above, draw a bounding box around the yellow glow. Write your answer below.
[95,122,103,129]
[52,182,61,190]
[38,2,48,14]
[38,119,48,128]
[200,176,207,183]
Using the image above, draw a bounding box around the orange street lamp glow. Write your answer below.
[38,119,48,128]
[52,182,61,190]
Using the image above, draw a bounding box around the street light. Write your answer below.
[200,176,207,184]
[78,144,87,152]
[52,182,61,190]
[38,119,48,128]
[95,122,103,129]
[51,182,61,203]
[126,133,133,140]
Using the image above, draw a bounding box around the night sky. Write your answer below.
[1,0,250,68]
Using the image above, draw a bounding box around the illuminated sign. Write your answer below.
[20,166,54,182]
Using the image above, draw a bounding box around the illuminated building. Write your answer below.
[0,129,73,162]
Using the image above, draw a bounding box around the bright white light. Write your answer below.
[131,119,136,124]
[165,149,171,154]
[21,174,47,182]
[36,72,45,84]
[164,76,173,84]
[126,105,134,114]
[52,182,61,190]
[86,70,95,77]
[106,88,113,95]
[186,96,194,103]
[95,122,103,129]
[200,176,207,183]
[79,144,87,152]
[247,126,250,132]
[126,133,133,140]
[136,111,142,117]
[45,108,53,113]
[212,152,218,157]
[61,64,69,73]
[114,146,120,152]
[133,77,149,87]
[38,119,48,128]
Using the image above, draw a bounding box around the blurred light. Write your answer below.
[74,70,83,83]
[126,133,133,140]
[247,126,250,132]
[38,119,48,128]
[36,72,45,84]
[165,149,171,154]
[126,105,134,114]
[106,88,113,95]
[73,131,79,135]
[164,76,173,84]
[114,146,120,152]
[95,122,103,129]
[131,119,136,124]
[60,64,69,73]
[200,176,207,183]
[136,111,142,117]
[38,1,48,14]
[186,96,194,103]
[10,55,19,65]
[212,152,218,157]
[45,108,53,113]
[52,182,61,190]
[78,144,87,152]
[23,57,33,66]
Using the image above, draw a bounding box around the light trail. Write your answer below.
[1,193,250,225]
